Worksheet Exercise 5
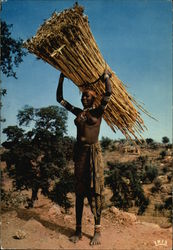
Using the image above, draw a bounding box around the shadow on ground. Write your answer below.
[16,208,91,240]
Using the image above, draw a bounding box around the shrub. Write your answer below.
[162,166,169,174]
[154,178,162,190]
[151,178,162,193]
[146,138,154,145]
[1,189,28,210]
[100,137,112,151]
[144,165,158,183]
[154,196,172,222]
[105,162,149,214]
[160,150,167,159]
[162,136,170,144]
[137,155,148,167]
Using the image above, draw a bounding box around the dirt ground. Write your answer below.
[1,191,172,250]
[1,146,172,250]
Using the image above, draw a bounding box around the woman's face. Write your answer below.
[81,91,95,108]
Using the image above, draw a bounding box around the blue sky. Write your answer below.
[1,0,172,143]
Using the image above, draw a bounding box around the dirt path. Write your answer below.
[1,193,172,250]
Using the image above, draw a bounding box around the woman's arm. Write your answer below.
[93,70,112,116]
[56,73,81,116]
[100,71,112,109]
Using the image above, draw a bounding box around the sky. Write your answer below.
[1,0,172,143]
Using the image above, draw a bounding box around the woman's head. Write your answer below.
[81,89,96,108]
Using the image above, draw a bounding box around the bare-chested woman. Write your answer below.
[56,70,112,245]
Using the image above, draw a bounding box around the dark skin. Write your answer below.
[56,70,112,245]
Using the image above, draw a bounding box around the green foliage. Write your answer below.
[1,188,28,210]
[142,165,158,183]
[154,178,162,189]
[105,162,149,215]
[2,105,75,210]
[160,150,166,159]
[0,89,7,96]
[1,21,27,78]
[146,138,154,145]
[48,168,75,212]
[162,136,170,144]
[162,166,169,174]
[150,178,162,193]
[2,125,24,142]
[155,196,172,222]
[137,155,149,167]
[63,136,76,161]
[100,136,112,151]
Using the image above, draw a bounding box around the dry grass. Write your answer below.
[24,3,151,141]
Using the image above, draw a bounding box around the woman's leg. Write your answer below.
[87,193,102,245]
[70,194,84,243]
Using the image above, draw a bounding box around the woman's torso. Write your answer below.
[74,109,102,145]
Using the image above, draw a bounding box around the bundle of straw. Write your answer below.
[24,4,149,141]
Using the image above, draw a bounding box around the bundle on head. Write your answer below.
[24,3,149,141]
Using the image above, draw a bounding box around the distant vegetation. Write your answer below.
[1,109,172,219]
[105,162,149,215]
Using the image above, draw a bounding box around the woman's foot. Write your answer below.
[90,225,101,245]
[70,225,82,243]
[70,231,82,243]
[90,231,101,245]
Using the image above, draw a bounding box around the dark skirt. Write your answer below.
[73,141,104,196]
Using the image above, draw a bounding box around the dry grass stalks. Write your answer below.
[24,3,151,141]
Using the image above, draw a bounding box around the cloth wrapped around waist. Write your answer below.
[73,141,104,195]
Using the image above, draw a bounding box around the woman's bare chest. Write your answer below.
[74,110,100,126]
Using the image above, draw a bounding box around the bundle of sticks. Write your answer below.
[24,3,149,141]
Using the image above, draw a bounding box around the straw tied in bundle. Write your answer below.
[24,4,149,141]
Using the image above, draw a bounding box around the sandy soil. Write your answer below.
[1,192,172,250]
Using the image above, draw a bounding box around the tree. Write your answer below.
[100,136,112,151]
[1,21,27,78]
[105,162,149,215]
[162,136,169,144]
[146,138,154,145]
[2,105,75,210]
[0,21,27,139]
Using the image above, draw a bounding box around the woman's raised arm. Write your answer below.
[94,70,112,116]
[56,73,81,116]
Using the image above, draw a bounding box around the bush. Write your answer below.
[48,168,75,212]
[137,155,149,167]
[100,137,112,151]
[151,178,162,193]
[144,165,158,183]
[162,136,170,144]
[160,150,167,159]
[146,138,154,145]
[105,162,149,214]
[162,166,169,174]
[154,178,162,190]
[154,196,172,222]
[1,189,28,210]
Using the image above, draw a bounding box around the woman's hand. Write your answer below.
[60,72,65,78]
[60,72,68,79]
[103,69,112,81]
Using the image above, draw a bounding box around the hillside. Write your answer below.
[1,142,172,249]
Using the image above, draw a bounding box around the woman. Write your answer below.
[56,70,112,245]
